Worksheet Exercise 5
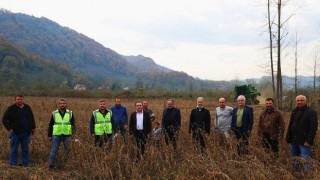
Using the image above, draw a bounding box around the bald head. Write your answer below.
[219,98,226,108]
[296,95,307,108]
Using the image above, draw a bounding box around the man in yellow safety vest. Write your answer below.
[90,99,114,148]
[48,98,76,169]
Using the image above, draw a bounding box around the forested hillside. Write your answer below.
[0,36,78,92]
[0,9,232,92]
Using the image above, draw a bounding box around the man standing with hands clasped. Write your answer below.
[258,98,285,156]
[111,98,128,144]
[2,94,36,167]
[215,97,233,150]
[286,95,318,171]
[129,101,151,156]
[48,98,76,169]
[161,99,181,150]
[231,95,254,155]
[90,99,114,148]
[189,97,211,156]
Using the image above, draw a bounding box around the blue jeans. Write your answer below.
[290,144,312,171]
[49,136,71,166]
[9,132,31,166]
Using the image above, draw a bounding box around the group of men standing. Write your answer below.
[1,94,318,172]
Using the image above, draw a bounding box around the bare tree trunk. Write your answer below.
[268,0,276,99]
[294,31,298,96]
[314,49,318,93]
[276,0,283,110]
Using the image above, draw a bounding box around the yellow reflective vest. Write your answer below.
[93,109,112,135]
[52,109,72,135]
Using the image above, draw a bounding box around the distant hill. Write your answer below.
[0,10,135,81]
[0,9,234,91]
[124,55,171,73]
[0,35,78,91]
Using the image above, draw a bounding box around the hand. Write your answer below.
[91,134,95,137]
[130,134,134,141]
[304,142,311,147]
[124,124,128,129]
[48,137,52,141]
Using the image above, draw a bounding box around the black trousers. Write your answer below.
[192,130,206,152]
[234,130,249,155]
[262,133,279,153]
[95,134,112,148]
[164,128,178,150]
[135,130,147,155]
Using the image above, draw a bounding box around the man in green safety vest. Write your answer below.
[48,98,76,169]
[90,99,114,148]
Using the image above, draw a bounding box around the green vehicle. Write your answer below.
[234,84,261,105]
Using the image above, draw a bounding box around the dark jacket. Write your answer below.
[161,107,181,132]
[48,109,76,137]
[258,108,285,140]
[231,105,254,137]
[189,107,211,134]
[2,103,36,133]
[286,106,318,146]
[129,111,152,137]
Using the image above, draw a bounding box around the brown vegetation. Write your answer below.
[0,97,319,179]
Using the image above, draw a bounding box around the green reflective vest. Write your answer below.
[52,109,72,136]
[93,109,112,135]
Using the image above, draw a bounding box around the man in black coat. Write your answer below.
[286,95,318,171]
[161,99,181,150]
[129,101,152,156]
[189,97,211,155]
[2,95,36,167]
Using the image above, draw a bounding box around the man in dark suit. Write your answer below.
[231,95,254,155]
[129,101,152,156]
[189,97,211,155]
[161,99,181,150]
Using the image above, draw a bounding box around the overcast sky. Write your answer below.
[1,0,320,81]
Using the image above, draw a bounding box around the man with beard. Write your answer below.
[2,95,36,167]
[48,98,76,169]
[258,98,285,155]
[90,99,114,148]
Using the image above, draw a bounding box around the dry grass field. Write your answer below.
[0,96,319,179]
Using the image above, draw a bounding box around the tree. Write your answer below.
[313,41,320,93]
[276,0,283,110]
[265,0,293,110]
[294,30,298,96]
[267,0,276,99]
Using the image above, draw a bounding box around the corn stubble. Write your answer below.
[0,97,319,179]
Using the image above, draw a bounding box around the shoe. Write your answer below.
[49,164,54,169]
